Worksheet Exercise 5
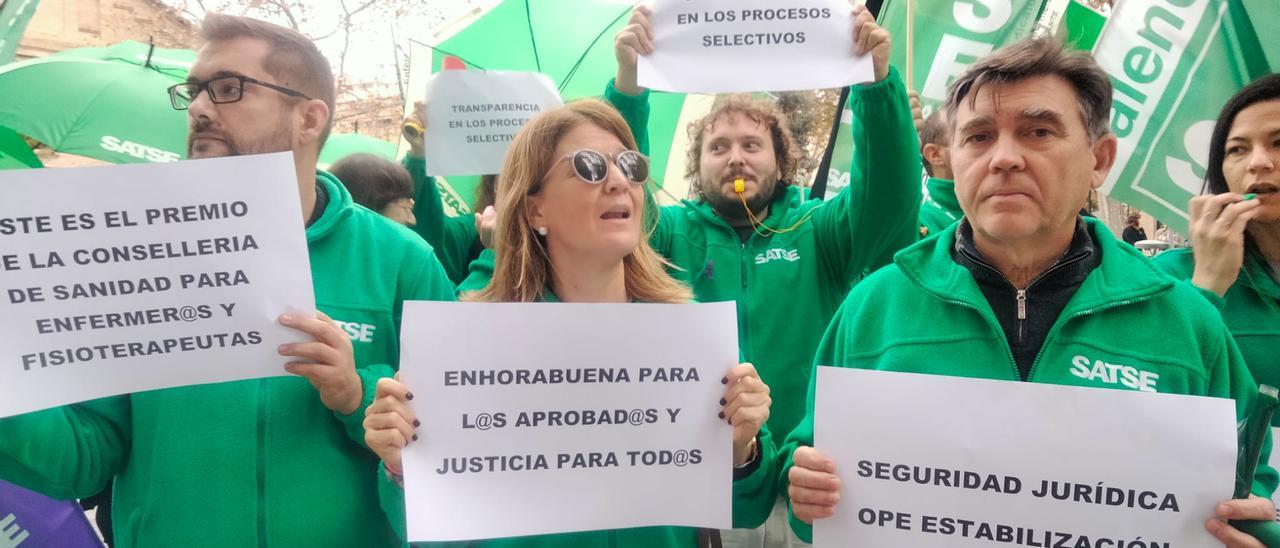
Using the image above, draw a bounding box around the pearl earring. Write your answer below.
[537,226,548,236]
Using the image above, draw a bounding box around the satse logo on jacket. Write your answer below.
[1069,355,1159,392]
[755,248,800,265]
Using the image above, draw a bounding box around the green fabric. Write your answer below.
[385,421,779,547]
[0,172,456,547]
[404,155,481,286]
[917,176,960,239]
[1154,248,1280,425]
[780,218,1279,542]
[1059,0,1107,51]
[1094,0,1276,235]
[319,133,398,168]
[0,41,191,164]
[0,125,40,169]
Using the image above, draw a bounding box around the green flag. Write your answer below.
[0,0,41,64]
[877,0,1048,112]
[1059,0,1107,52]
[1094,0,1276,235]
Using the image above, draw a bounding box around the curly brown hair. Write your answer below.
[684,95,801,198]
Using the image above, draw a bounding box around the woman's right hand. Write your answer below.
[613,5,654,96]
[1189,193,1262,297]
[364,374,419,472]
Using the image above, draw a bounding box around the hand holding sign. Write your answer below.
[614,5,655,96]
[1208,496,1276,548]
[279,310,362,415]
[851,4,890,83]
[365,375,418,473]
[720,362,770,466]
[788,446,840,523]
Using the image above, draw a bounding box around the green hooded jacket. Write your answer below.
[918,176,961,239]
[779,218,1278,542]
[460,67,922,440]
[404,155,481,286]
[1154,247,1280,425]
[0,172,456,547]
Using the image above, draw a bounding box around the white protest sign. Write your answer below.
[0,153,314,418]
[813,367,1236,547]
[424,70,563,176]
[637,0,872,93]
[399,301,736,541]
[1271,427,1280,521]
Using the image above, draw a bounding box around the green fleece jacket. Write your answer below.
[381,417,779,547]
[404,156,481,286]
[0,172,456,548]
[462,68,922,439]
[779,218,1279,542]
[1154,247,1280,425]
[918,176,961,239]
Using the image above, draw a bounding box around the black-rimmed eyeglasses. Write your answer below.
[168,75,312,110]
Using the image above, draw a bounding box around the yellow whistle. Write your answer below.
[734,178,745,193]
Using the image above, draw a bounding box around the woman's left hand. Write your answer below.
[721,363,770,466]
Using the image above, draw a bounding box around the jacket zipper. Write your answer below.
[958,247,1091,349]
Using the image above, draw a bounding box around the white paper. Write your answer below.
[638,0,873,93]
[423,70,564,176]
[813,368,1236,548]
[0,153,315,417]
[399,301,737,541]
[1270,427,1280,522]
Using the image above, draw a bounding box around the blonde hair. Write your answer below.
[468,99,692,304]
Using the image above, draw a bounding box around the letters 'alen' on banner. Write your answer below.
[423,70,563,176]
[0,153,315,418]
[1095,0,1275,236]
[813,368,1235,547]
[638,0,872,94]
[398,301,737,542]
[877,0,1047,113]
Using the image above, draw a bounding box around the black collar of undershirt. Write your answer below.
[306,182,328,228]
[952,217,1099,291]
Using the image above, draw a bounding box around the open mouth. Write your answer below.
[600,208,632,220]
[1247,182,1279,195]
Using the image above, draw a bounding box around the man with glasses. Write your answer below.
[0,13,453,547]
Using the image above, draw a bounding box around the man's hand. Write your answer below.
[364,375,419,472]
[1188,193,1261,296]
[614,5,654,96]
[720,363,770,466]
[852,4,891,83]
[279,311,362,415]
[789,446,841,523]
[1205,496,1276,547]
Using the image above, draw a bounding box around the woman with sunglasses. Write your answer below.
[364,99,778,547]
[1154,74,1280,425]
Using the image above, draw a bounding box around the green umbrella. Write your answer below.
[0,40,192,165]
[0,126,41,170]
[318,133,399,170]
[429,0,694,199]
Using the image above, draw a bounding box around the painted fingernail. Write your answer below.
[719,398,726,405]
[718,411,725,419]
[1243,193,1257,201]
[721,377,728,384]
[413,419,421,427]
[406,392,415,400]
[412,434,418,441]
[728,418,733,425]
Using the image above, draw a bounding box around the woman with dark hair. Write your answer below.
[1154,74,1280,420]
[330,153,418,227]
